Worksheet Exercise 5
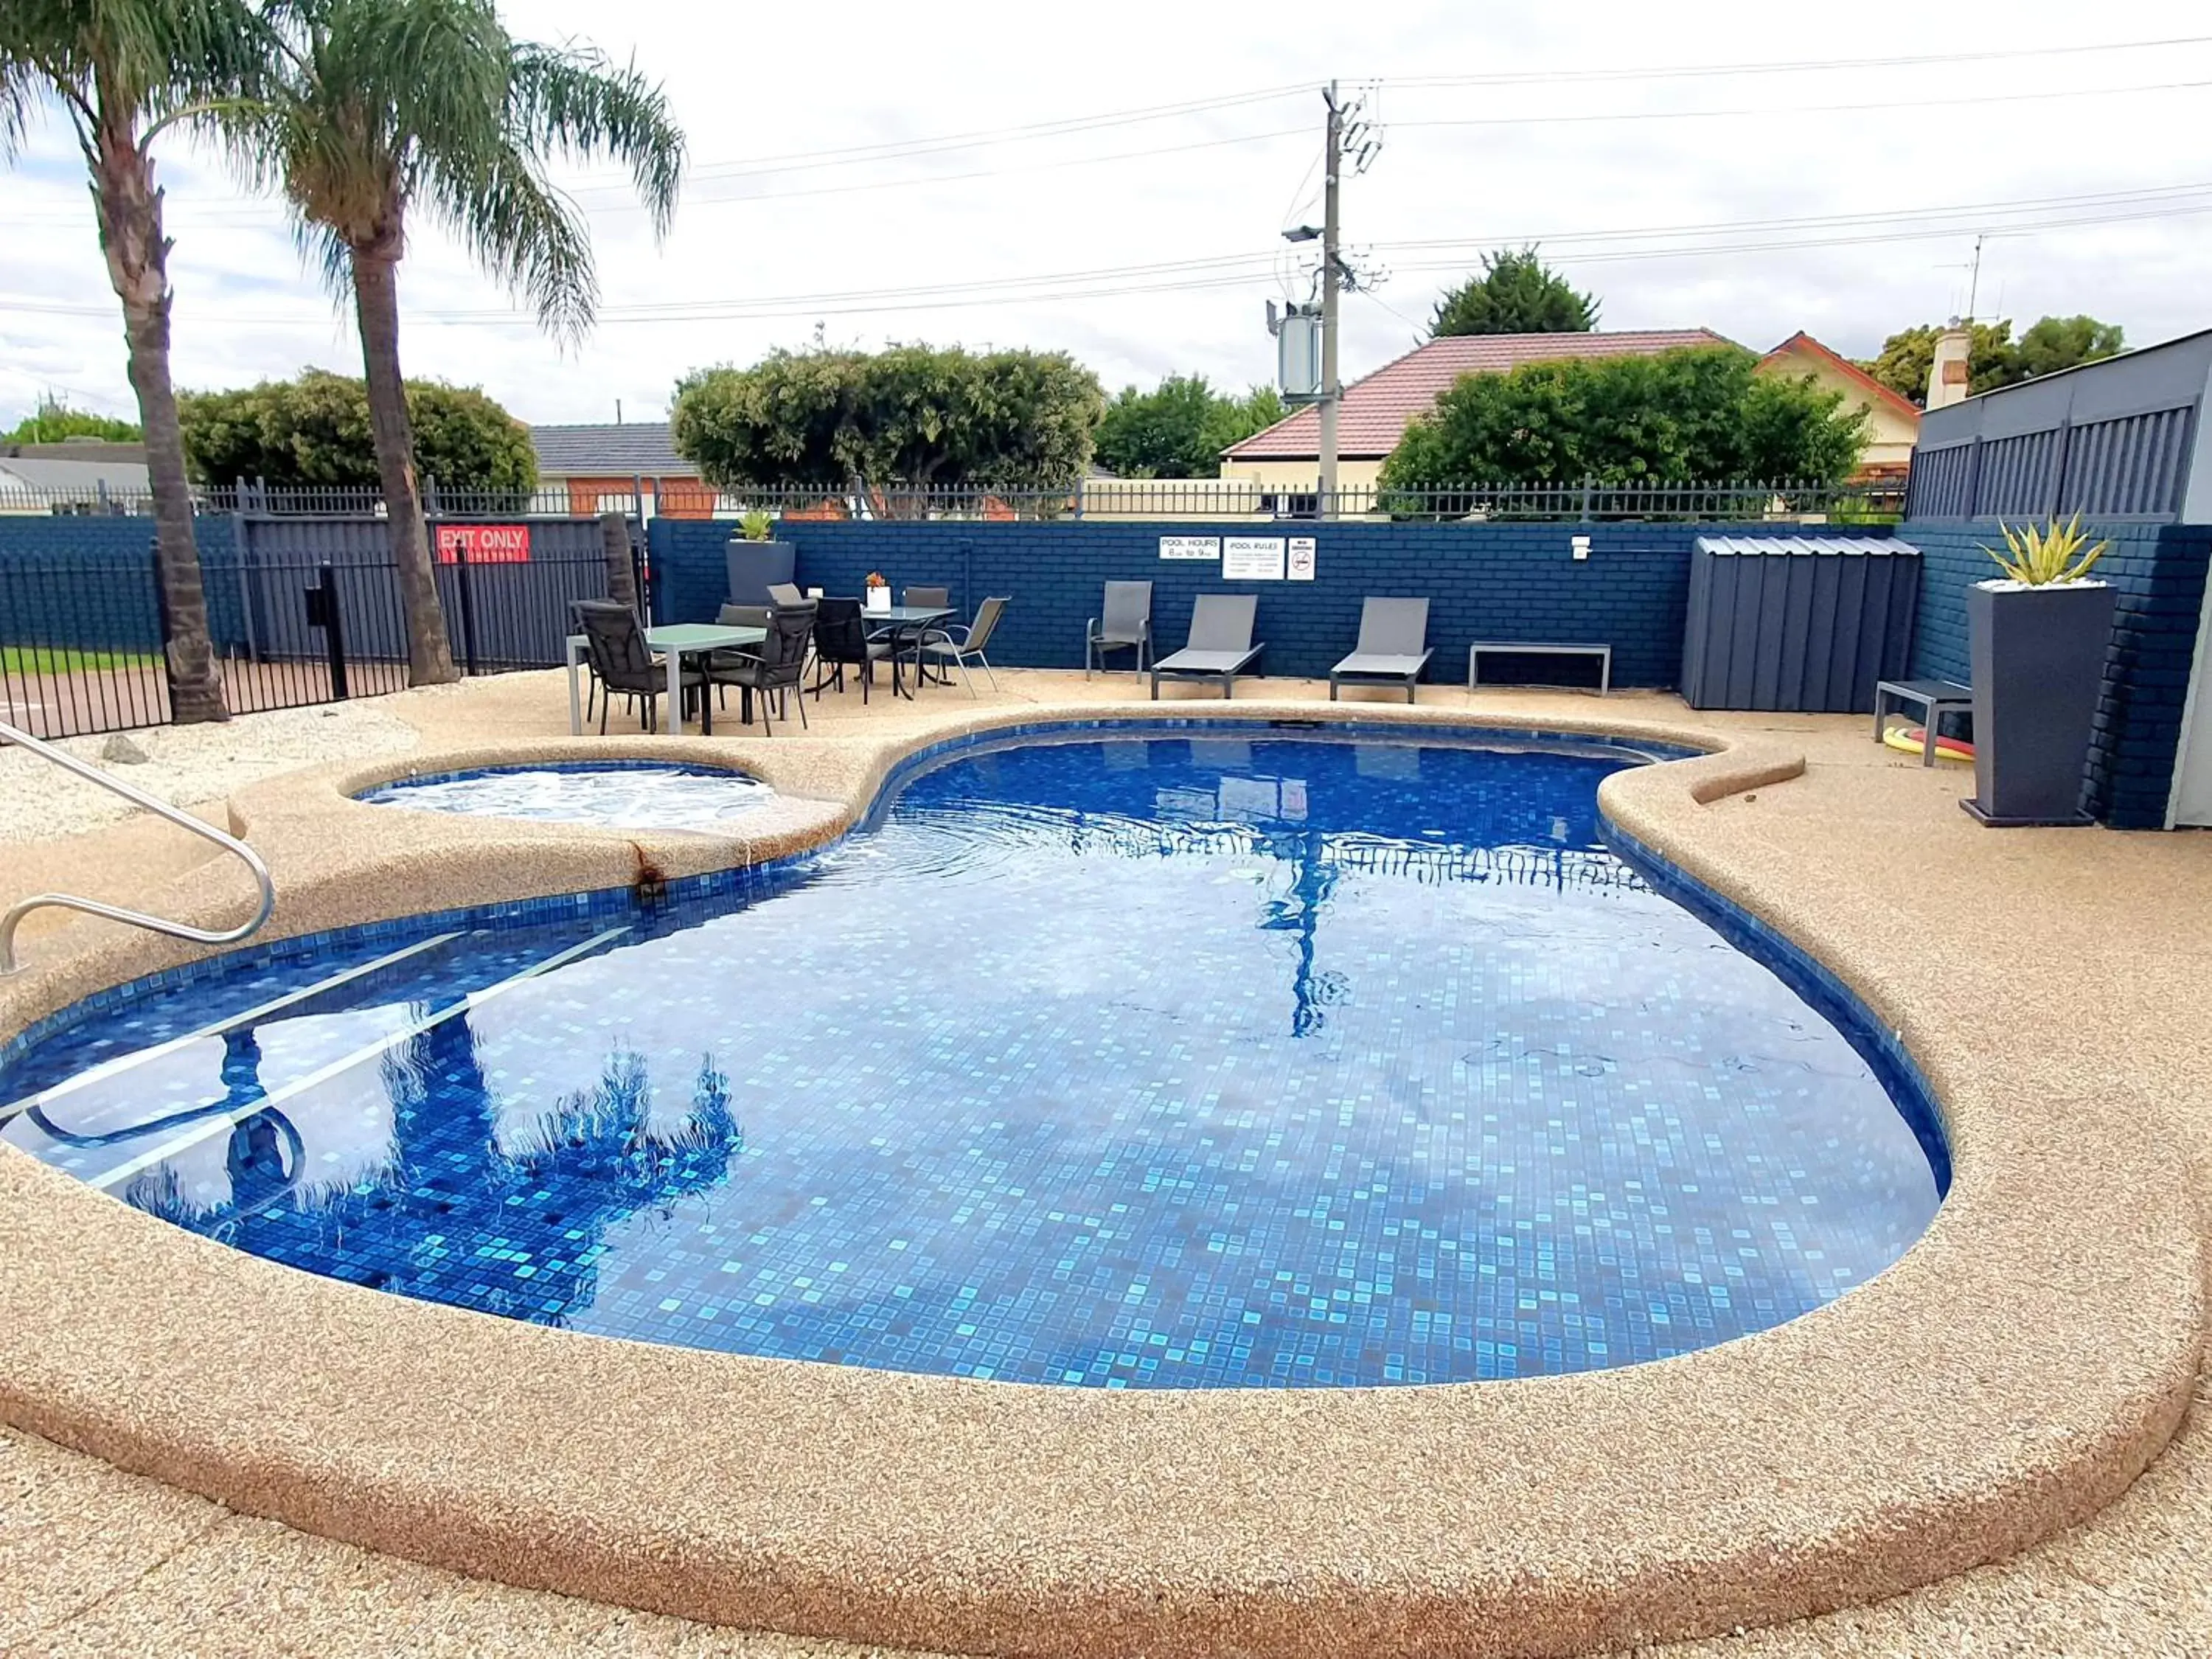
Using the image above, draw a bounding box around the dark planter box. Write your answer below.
[723,538,796,607]
[1964,580,2115,827]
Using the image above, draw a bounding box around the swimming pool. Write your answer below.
[358,760,776,832]
[0,728,1943,1387]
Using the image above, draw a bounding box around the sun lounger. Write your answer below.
[1150,594,1262,700]
[1329,597,1432,703]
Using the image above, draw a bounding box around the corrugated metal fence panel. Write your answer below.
[1905,444,1974,518]
[1680,537,1921,712]
[2061,406,2193,518]
[232,515,613,667]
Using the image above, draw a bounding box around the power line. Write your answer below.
[10,173,2209,330]
[1382,32,2212,88]
[1393,75,2212,131]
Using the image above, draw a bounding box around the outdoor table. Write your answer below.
[566,623,766,737]
[1874,678,1974,767]
[862,605,956,698]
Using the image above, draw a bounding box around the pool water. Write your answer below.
[1,731,1942,1387]
[358,762,775,832]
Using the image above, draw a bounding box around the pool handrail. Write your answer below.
[0,718,275,975]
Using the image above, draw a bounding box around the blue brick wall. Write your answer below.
[1903,517,2211,829]
[0,513,245,654]
[647,518,1846,690]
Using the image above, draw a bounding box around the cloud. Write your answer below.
[3,0,2208,428]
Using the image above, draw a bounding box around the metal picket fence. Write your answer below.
[0,515,633,740]
[0,475,1908,526]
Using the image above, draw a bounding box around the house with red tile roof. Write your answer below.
[1753,332,1921,483]
[1217,327,1920,490]
[1218,330,1735,493]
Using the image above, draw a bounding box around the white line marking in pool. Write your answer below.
[84,925,633,1194]
[0,932,469,1126]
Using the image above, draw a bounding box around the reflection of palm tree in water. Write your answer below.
[1255,825,1349,1039]
[187,1007,742,1329]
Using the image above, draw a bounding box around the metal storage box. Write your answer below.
[1680,535,1921,712]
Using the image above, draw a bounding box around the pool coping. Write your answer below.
[0,696,2199,1659]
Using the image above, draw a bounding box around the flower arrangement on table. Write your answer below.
[863,571,890,611]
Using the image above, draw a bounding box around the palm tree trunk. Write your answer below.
[89,100,226,723]
[349,235,457,686]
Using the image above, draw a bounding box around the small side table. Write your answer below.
[1874,678,1973,767]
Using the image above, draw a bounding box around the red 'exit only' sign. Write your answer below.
[435,524,531,563]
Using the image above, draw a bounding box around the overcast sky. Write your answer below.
[4,1,2209,430]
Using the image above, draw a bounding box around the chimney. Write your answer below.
[1926,318,1973,410]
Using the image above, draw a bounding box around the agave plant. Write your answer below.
[739,509,774,542]
[1984,514,2110,585]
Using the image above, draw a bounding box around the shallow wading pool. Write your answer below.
[1,728,1944,1387]
[357,759,776,833]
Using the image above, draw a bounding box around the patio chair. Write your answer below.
[766,582,805,608]
[1329,597,1433,703]
[903,585,950,611]
[810,595,891,703]
[1150,594,1262,700]
[1085,580,1152,678]
[573,599,700,734]
[707,602,815,734]
[917,596,1007,697]
[708,604,774,717]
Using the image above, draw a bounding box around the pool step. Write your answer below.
[0,931,468,1127]
[84,925,633,1194]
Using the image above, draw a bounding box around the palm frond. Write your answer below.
[508,40,683,237]
[429,133,595,338]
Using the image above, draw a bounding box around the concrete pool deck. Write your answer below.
[0,667,2205,1657]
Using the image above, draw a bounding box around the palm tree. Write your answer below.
[0,1,260,723]
[237,0,683,686]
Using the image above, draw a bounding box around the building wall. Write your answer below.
[1758,342,1919,472]
[647,516,1850,691]
[1903,516,2212,828]
[1214,458,1388,493]
[547,474,714,519]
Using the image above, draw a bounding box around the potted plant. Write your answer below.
[1963,514,2115,827]
[864,569,891,613]
[723,507,794,606]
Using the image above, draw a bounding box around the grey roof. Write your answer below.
[0,456,152,494]
[529,422,692,476]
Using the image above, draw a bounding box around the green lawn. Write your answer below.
[0,644,159,673]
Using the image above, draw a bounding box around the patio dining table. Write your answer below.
[862,604,956,699]
[566,622,767,736]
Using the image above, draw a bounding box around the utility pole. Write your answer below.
[1318,81,1343,517]
[1965,232,1984,321]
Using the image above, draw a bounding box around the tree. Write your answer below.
[2011,315,2124,383]
[230,0,682,687]
[1429,246,1599,338]
[1377,346,1867,490]
[1092,375,1284,478]
[179,368,535,491]
[1863,316,2126,407]
[1,0,262,723]
[672,344,1105,492]
[3,397,142,443]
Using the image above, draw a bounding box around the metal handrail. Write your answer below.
[0,719,276,975]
